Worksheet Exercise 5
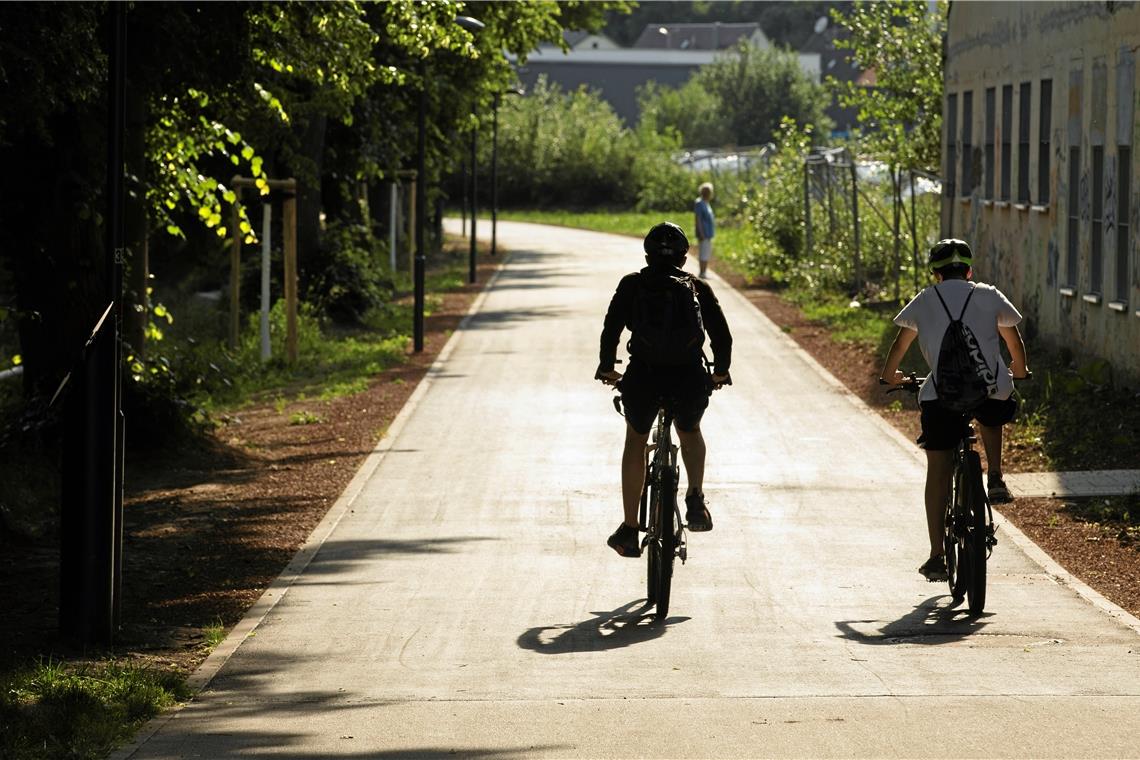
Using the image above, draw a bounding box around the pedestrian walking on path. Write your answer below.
[693,181,715,279]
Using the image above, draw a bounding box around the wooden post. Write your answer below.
[229,176,299,362]
[283,190,298,363]
[230,180,242,349]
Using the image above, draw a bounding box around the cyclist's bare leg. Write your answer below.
[622,423,651,528]
[675,425,706,495]
[977,422,1003,478]
[925,450,954,557]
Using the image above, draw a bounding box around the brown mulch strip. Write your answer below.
[999,496,1140,617]
[715,264,1140,620]
[0,244,501,674]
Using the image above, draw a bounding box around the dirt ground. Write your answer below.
[2,241,1136,684]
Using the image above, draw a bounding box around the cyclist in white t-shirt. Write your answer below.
[880,239,1030,582]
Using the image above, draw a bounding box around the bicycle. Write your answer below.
[609,360,729,620]
[883,374,997,615]
[639,393,686,619]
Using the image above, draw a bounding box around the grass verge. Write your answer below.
[0,659,191,760]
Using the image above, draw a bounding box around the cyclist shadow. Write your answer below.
[834,595,991,645]
[517,599,690,654]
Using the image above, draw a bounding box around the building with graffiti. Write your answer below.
[942,2,1140,380]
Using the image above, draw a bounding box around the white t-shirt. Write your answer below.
[893,279,1022,402]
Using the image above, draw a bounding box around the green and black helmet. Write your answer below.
[927,238,973,271]
[643,221,690,260]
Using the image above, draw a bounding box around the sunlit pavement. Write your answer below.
[120,221,1140,759]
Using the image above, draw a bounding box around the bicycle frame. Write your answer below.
[639,402,687,618]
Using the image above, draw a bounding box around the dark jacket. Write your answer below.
[597,265,732,376]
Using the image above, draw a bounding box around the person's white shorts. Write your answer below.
[698,239,713,262]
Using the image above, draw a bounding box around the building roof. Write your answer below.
[633,22,769,51]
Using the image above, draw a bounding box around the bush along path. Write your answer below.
[0,240,503,760]
[712,261,1140,620]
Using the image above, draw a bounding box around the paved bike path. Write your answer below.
[124,221,1140,759]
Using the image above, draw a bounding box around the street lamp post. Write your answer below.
[469,126,478,284]
[415,14,483,351]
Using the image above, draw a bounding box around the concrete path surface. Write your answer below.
[121,221,1140,759]
[1006,469,1140,498]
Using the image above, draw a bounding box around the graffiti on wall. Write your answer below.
[1079,168,1091,221]
[1104,158,1117,233]
[1046,236,1059,287]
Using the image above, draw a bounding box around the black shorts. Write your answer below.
[917,396,1019,451]
[620,359,711,435]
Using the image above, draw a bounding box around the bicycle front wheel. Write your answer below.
[652,468,677,619]
[945,465,966,600]
[963,450,988,615]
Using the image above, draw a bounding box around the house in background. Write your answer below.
[632,22,769,51]
[515,22,820,127]
[561,30,620,51]
[943,1,1140,380]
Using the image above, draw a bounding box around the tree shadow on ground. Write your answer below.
[517,599,690,654]
[834,594,990,645]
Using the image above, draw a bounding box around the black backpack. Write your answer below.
[629,272,705,366]
[931,284,1000,412]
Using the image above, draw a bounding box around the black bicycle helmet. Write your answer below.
[643,221,690,259]
[927,238,973,271]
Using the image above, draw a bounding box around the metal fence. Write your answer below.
[803,147,942,300]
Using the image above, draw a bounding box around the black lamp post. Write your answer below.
[415,14,484,351]
[490,87,524,259]
[469,125,478,284]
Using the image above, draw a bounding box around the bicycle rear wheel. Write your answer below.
[652,468,677,619]
[963,450,988,615]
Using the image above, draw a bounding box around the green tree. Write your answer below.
[637,79,730,148]
[828,0,945,170]
[696,41,831,147]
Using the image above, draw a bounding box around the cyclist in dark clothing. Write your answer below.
[596,221,732,558]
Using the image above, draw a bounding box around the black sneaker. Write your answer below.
[685,491,713,532]
[607,522,641,558]
[918,555,949,582]
[987,476,1012,504]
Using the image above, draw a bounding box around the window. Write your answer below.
[1091,146,1104,293]
[1018,82,1031,203]
[1039,79,1052,204]
[962,91,974,195]
[946,93,958,200]
[1067,147,1080,287]
[985,87,996,199]
[1001,85,1012,201]
[1115,50,1135,305]
[1117,147,1132,303]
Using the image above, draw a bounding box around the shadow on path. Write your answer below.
[518,599,690,654]
[834,595,991,645]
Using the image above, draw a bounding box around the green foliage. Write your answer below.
[829,1,946,170]
[148,88,272,243]
[0,659,190,760]
[638,42,831,149]
[306,220,394,325]
[728,119,815,283]
[630,125,698,212]
[491,77,636,208]
[637,79,730,148]
[695,42,832,147]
